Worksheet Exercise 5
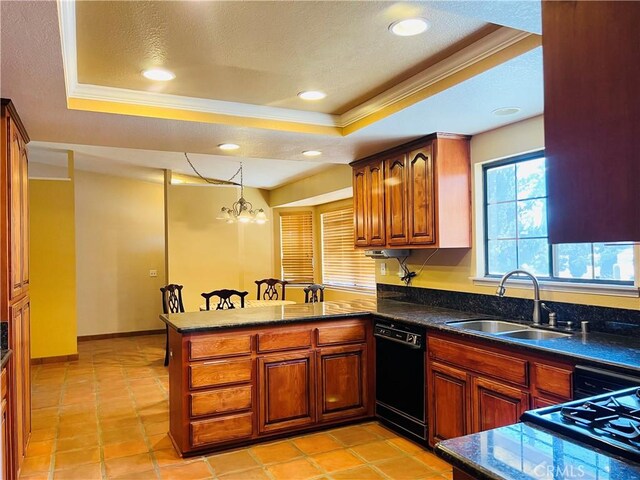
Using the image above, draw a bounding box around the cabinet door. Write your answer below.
[407,146,435,245]
[352,166,368,246]
[428,361,468,446]
[8,118,24,300]
[258,352,315,434]
[317,344,367,423]
[366,161,386,246]
[2,397,7,480]
[384,154,409,245]
[471,376,529,433]
[10,298,30,465]
[19,140,29,290]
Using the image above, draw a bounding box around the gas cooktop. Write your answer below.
[522,386,640,463]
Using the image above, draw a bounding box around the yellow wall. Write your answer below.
[270,165,352,207]
[166,183,274,311]
[376,115,639,310]
[29,178,77,358]
[75,171,166,335]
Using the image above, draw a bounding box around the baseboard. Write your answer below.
[77,329,165,342]
[31,353,79,365]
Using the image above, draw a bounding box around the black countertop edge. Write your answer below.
[1,349,12,369]
[434,443,501,480]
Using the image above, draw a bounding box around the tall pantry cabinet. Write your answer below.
[1,99,31,480]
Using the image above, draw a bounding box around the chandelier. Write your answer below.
[215,163,268,224]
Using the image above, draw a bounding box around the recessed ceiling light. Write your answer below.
[302,150,322,157]
[142,68,175,81]
[389,18,430,37]
[298,91,327,101]
[218,143,240,151]
[492,107,521,116]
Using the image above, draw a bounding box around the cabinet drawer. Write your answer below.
[257,329,312,353]
[189,334,252,361]
[429,337,528,386]
[191,412,253,447]
[317,323,366,346]
[189,359,252,389]
[190,385,252,418]
[1,368,6,399]
[533,363,572,399]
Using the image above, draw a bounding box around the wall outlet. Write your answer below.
[149,269,158,277]
[380,262,387,276]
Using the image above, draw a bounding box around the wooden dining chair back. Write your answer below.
[304,284,325,303]
[255,278,288,300]
[201,289,249,310]
[160,284,184,366]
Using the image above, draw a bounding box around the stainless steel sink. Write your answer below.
[499,329,571,340]
[446,320,529,333]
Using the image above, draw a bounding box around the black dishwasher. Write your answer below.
[374,320,427,444]
[574,365,640,399]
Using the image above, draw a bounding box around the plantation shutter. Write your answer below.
[322,207,375,290]
[280,212,314,283]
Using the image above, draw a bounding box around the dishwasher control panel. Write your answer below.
[374,322,423,347]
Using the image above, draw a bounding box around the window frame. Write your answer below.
[482,151,636,287]
[279,211,315,285]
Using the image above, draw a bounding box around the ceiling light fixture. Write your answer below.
[216,163,268,225]
[218,143,240,151]
[492,107,522,116]
[142,68,176,81]
[389,18,430,37]
[298,91,327,101]
[302,150,322,157]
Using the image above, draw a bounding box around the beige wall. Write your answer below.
[377,115,639,310]
[75,171,166,335]
[270,165,352,207]
[166,184,274,311]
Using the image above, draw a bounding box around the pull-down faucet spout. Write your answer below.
[496,269,541,325]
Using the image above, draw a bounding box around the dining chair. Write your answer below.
[304,284,325,303]
[160,284,184,367]
[201,289,249,310]
[255,278,288,300]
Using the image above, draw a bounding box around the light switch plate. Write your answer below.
[380,262,387,275]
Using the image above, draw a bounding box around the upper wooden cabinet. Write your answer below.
[542,1,640,243]
[351,133,471,249]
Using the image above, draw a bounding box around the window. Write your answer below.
[321,207,376,290]
[280,212,314,284]
[484,152,635,284]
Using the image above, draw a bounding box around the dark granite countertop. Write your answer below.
[161,298,640,374]
[435,421,640,480]
[1,349,11,369]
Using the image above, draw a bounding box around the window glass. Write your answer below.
[280,212,314,284]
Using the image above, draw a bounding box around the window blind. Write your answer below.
[280,212,314,284]
[322,207,375,290]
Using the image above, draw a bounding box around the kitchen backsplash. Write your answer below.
[1,321,7,349]
[377,284,640,335]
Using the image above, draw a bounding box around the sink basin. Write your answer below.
[499,329,571,340]
[446,320,530,333]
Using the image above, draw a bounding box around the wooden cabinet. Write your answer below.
[1,99,30,479]
[351,132,471,249]
[168,318,373,455]
[542,2,640,243]
[2,367,8,480]
[427,332,573,447]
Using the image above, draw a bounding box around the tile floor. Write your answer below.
[21,334,453,480]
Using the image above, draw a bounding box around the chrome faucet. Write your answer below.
[496,269,541,325]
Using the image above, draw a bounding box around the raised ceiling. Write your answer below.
[1,1,543,189]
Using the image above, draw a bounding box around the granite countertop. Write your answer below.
[435,422,640,480]
[1,349,12,369]
[161,298,640,374]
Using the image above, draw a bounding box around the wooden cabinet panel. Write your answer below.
[532,363,572,400]
[317,345,367,422]
[10,298,30,467]
[189,359,252,389]
[190,385,252,418]
[366,161,386,246]
[472,377,529,433]
[257,329,311,353]
[407,146,435,245]
[190,412,253,447]
[258,352,315,433]
[531,396,559,410]
[1,368,7,480]
[384,154,409,245]
[353,167,368,247]
[189,334,252,361]
[317,322,366,346]
[429,361,468,446]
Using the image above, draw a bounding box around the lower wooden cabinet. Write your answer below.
[471,377,529,433]
[429,361,468,444]
[2,367,9,480]
[10,297,30,471]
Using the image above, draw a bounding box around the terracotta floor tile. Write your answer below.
[102,426,145,445]
[266,457,322,480]
[330,426,381,447]
[144,421,169,436]
[311,449,363,473]
[217,467,270,480]
[25,439,55,458]
[361,422,398,439]
[206,450,259,476]
[147,434,174,451]
[100,417,141,432]
[109,468,160,479]
[29,427,58,442]
[58,422,98,439]
[52,462,102,479]
[55,447,101,470]
[413,451,454,472]
[56,433,100,452]
[350,440,405,462]
[103,439,150,460]
[387,436,427,455]
[331,465,387,480]
[104,453,155,477]
[250,441,303,464]
[17,473,50,480]
[59,411,97,425]
[158,461,214,480]
[152,448,187,468]
[292,433,343,455]
[374,457,439,480]
[20,455,52,475]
